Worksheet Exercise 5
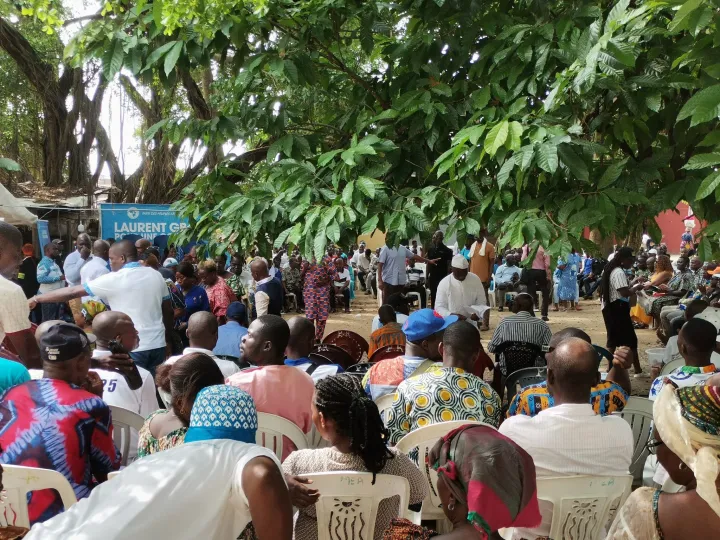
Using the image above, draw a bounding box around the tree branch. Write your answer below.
[118,74,156,121]
[179,70,212,120]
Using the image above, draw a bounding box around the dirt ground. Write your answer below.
[316,291,658,396]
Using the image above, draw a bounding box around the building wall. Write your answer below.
[655,202,702,254]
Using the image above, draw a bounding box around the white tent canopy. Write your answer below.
[0,182,37,226]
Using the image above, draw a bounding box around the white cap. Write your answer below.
[696,307,720,342]
[451,254,469,270]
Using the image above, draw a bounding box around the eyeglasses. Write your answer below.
[645,439,664,455]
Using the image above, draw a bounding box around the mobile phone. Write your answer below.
[108,339,124,355]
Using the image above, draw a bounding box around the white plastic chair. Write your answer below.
[395,420,491,521]
[0,465,77,528]
[488,275,496,308]
[406,291,422,308]
[660,357,684,376]
[256,412,308,460]
[613,396,654,485]
[109,405,145,467]
[375,393,397,419]
[518,475,632,540]
[303,472,410,540]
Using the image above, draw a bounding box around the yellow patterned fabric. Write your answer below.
[386,366,501,445]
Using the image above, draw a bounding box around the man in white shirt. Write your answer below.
[91,311,158,461]
[30,240,174,375]
[80,239,110,302]
[250,257,283,317]
[284,316,343,382]
[434,254,490,330]
[500,337,633,539]
[25,385,293,540]
[164,311,240,378]
[0,222,41,368]
[62,233,92,286]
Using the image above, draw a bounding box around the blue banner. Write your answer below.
[99,203,189,242]
[37,220,50,254]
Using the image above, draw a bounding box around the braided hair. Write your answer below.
[314,374,393,483]
[601,247,634,305]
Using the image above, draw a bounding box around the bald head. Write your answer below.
[0,222,22,278]
[92,311,139,352]
[135,238,151,253]
[549,327,591,348]
[250,257,269,282]
[286,316,316,359]
[546,338,598,404]
[109,240,137,271]
[187,311,219,350]
[92,239,110,260]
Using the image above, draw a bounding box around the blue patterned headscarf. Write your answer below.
[184,385,258,444]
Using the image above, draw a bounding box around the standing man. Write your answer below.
[30,240,174,375]
[0,223,41,368]
[434,255,490,331]
[250,257,283,318]
[426,230,453,308]
[521,244,552,322]
[63,233,92,287]
[467,228,496,300]
[80,240,110,299]
[377,241,437,300]
[16,243,39,323]
[36,241,65,322]
[225,254,246,300]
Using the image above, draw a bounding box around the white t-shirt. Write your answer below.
[333,268,350,288]
[80,256,110,302]
[165,347,241,379]
[90,350,158,461]
[605,267,629,306]
[84,263,170,352]
[25,440,280,540]
[500,403,633,539]
[0,276,31,345]
[371,312,409,332]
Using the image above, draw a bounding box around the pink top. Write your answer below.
[226,365,315,459]
[522,245,550,271]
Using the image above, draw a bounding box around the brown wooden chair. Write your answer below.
[322,330,369,364]
[368,344,405,363]
[309,344,355,370]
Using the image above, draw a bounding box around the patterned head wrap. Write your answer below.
[654,384,720,517]
[184,385,258,444]
[428,424,541,538]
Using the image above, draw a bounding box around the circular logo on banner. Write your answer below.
[127,207,140,219]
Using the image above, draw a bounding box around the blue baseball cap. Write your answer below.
[402,309,458,342]
[226,301,247,322]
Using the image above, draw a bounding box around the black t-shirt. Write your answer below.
[15,256,38,298]
[426,243,453,283]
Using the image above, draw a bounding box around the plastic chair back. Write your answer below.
[660,357,684,376]
[323,330,370,363]
[533,475,632,540]
[496,341,545,376]
[0,465,77,528]
[256,412,308,461]
[612,396,654,485]
[310,344,355,370]
[504,367,547,402]
[345,363,371,375]
[395,420,491,520]
[374,393,397,419]
[109,405,145,466]
[304,472,410,540]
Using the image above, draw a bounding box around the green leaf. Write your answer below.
[144,119,168,141]
[326,220,340,243]
[287,222,303,245]
[497,159,515,188]
[698,131,720,147]
[507,122,523,151]
[274,226,294,248]
[682,153,720,170]
[360,16,374,55]
[143,41,176,71]
[314,229,328,261]
[104,39,124,80]
[361,215,379,235]
[464,217,480,236]
[0,158,21,171]
[341,181,354,206]
[163,41,183,76]
[153,0,163,29]
[698,235,712,262]
[677,85,720,126]
[537,143,558,174]
[484,120,509,157]
[668,0,703,33]
[696,171,720,200]
[284,60,298,84]
[318,149,342,166]
[598,158,627,188]
[558,145,589,182]
[356,176,378,198]
[474,87,491,110]
[241,200,255,224]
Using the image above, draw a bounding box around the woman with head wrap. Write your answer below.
[606,383,720,539]
[383,424,541,539]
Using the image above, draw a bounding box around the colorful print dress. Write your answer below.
[303,258,336,322]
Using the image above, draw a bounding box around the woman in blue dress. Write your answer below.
[557,250,582,311]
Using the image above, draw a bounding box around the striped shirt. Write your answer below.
[486,311,552,353]
[607,267,629,304]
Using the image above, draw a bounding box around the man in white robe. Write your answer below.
[434,254,490,330]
